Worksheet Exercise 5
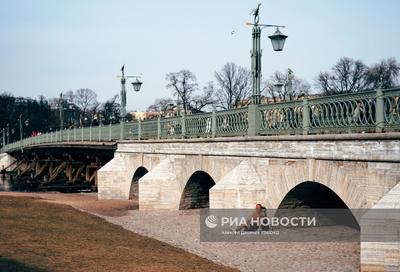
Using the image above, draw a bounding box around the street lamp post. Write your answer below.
[117,65,142,122]
[6,124,9,144]
[247,3,288,104]
[18,115,29,141]
[117,65,142,140]
[59,93,64,141]
[19,114,23,141]
[2,128,5,147]
[273,68,294,101]
[59,93,64,131]
[120,69,127,122]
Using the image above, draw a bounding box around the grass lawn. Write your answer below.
[0,196,236,272]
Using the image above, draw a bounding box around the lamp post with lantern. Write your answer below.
[247,3,288,104]
[19,114,29,141]
[2,128,5,147]
[117,65,143,139]
[117,65,143,122]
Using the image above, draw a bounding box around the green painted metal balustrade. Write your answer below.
[1,87,399,153]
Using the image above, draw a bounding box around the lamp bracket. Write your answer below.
[246,22,285,29]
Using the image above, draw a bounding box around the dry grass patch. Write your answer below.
[0,196,237,272]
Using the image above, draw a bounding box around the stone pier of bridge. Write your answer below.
[0,153,16,171]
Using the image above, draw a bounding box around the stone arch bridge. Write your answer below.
[97,134,400,213]
[96,133,400,271]
[1,87,400,270]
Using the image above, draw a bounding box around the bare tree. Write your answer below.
[316,57,368,95]
[191,83,215,112]
[66,88,98,126]
[366,58,400,89]
[74,88,98,113]
[166,70,198,114]
[264,68,310,102]
[316,57,400,94]
[63,90,75,104]
[147,98,175,113]
[213,62,252,110]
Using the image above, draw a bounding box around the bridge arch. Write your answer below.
[179,171,216,209]
[278,181,349,209]
[277,181,360,229]
[129,166,148,200]
[266,160,368,212]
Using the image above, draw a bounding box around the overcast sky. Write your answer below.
[1,0,399,111]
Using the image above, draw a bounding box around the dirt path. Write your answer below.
[0,192,360,272]
[0,191,135,217]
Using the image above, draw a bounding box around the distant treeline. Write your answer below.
[0,89,122,144]
[0,95,56,142]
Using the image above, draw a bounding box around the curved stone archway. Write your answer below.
[265,159,370,211]
[179,171,216,209]
[129,166,148,200]
[277,181,360,230]
[278,181,349,209]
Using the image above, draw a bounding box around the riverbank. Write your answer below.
[0,194,236,272]
[0,192,360,272]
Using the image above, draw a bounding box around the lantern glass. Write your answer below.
[132,79,143,92]
[268,28,287,51]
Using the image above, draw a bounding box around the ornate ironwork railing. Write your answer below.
[139,119,158,140]
[1,87,399,152]
[383,88,400,130]
[259,100,303,135]
[185,112,212,138]
[160,116,182,139]
[215,107,248,136]
[308,91,377,133]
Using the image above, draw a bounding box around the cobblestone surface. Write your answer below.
[103,209,360,272]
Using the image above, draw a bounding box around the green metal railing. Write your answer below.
[259,100,303,135]
[185,112,212,138]
[1,87,399,152]
[215,107,248,136]
[308,90,377,134]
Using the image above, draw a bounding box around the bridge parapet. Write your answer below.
[1,87,399,153]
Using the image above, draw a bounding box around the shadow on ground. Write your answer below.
[0,257,47,272]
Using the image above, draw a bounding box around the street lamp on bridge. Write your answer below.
[19,114,29,141]
[117,65,143,122]
[1,128,5,147]
[247,3,288,104]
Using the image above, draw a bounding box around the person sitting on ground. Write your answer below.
[249,203,268,230]
[237,203,268,231]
